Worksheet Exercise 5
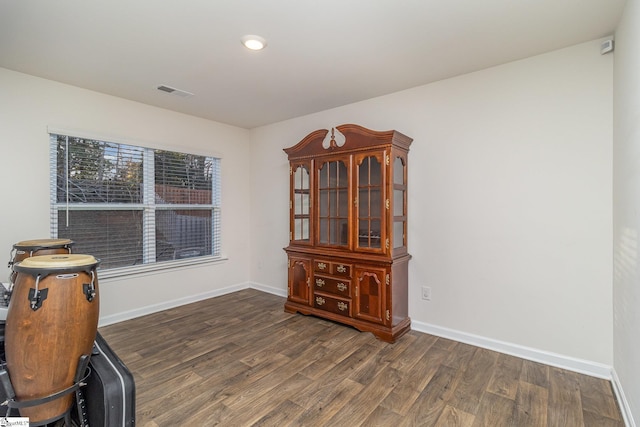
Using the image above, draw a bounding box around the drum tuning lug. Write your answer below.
[28,288,48,311]
[83,283,96,302]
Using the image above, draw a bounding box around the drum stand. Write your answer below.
[0,355,91,426]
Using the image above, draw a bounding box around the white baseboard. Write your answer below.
[611,368,637,427]
[248,281,288,298]
[411,320,613,379]
[98,281,288,327]
[98,282,250,327]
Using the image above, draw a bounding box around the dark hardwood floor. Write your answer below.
[98,289,624,427]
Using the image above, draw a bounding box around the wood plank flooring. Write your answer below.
[98,289,624,427]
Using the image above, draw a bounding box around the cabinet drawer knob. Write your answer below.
[316,279,325,287]
[317,262,327,270]
[316,297,326,306]
[337,302,348,311]
[337,282,347,292]
[336,265,347,273]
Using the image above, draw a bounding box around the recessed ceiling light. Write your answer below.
[241,35,267,51]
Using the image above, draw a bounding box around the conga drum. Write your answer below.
[6,254,99,424]
[8,239,75,285]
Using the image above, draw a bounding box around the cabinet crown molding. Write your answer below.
[284,124,412,159]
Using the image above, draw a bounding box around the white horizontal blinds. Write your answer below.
[143,148,156,264]
[211,157,221,257]
[52,134,145,269]
[50,132,221,271]
[49,135,60,234]
[154,150,215,261]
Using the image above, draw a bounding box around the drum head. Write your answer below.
[14,254,100,275]
[13,238,74,250]
[18,254,97,268]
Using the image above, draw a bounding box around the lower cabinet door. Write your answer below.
[354,266,387,324]
[288,257,311,305]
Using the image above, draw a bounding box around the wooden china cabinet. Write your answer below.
[284,124,412,343]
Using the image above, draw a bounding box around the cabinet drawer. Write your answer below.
[331,263,352,277]
[313,260,352,278]
[314,260,331,273]
[314,293,352,317]
[313,275,350,297]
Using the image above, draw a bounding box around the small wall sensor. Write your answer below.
[601,39,614,55]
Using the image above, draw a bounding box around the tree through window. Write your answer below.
[50,133,221,270]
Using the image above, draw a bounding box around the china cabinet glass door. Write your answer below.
[393,156,407,250]
[356,153,384,251]
[292,164,311,242]
[317,158,349,246]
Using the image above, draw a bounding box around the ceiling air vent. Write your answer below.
[156,85,194,98]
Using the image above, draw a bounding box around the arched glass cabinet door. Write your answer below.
[317,157,349,247]
[393,155,407,252]
[291,163,311,243]
[355,152,385,251]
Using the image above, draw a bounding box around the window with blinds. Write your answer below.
[50,133,221,271]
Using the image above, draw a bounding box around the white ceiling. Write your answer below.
[0,0,626,129]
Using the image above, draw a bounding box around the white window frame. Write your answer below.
[49,128,224,279]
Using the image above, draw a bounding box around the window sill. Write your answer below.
[98,255,228,280]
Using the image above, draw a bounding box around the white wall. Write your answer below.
[250,39,614,366]
[0,68,252,322]
[613,0,640,424]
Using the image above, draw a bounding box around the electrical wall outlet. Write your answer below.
[421,286,431,301]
